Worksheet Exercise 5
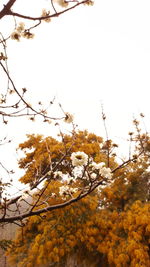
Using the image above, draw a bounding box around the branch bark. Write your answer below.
[3,1,88,21]
[0,0,17,19]
[0,181,101,223]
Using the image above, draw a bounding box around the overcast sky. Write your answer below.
[1,0,150,193]
[5,0,150,134]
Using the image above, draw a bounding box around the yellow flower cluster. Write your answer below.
[7,131,150,266]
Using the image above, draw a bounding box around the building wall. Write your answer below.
[0,222,18,267]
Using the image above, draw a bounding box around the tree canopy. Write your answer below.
[7,129,150,267]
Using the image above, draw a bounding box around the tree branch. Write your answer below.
[0,0,17,19]
[7,1,88,21]
[0,179,102,223]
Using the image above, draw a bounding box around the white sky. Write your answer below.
[0,0,150,193]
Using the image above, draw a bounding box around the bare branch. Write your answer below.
[7,1,89,21]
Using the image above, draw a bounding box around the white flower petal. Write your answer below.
[71,152,88,167]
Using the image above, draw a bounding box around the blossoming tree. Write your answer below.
[7,129,150,267]
[0,130,115,222]
[0,116,149,223]
[0,0,96,252]
[0,0,93,221]
[0,3,150,263]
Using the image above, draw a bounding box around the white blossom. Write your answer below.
[62,173,69,180]
[10,31,21,41]
[99,143,103,149]
[91,173,97,179]
[66,176,74,184]
[22,31,34,39]
[72,166,84,178]
[99,167,112,179]
[59,185,70,196]
[47,170,52,176]
[90,162,105,170]
[17,22,25,32]
[64,112,74,123]
[70,187,78,194]
[97,162,106,169]
[71,152,88,167]
[60,173,75,184]
[41,9,51,22]
[59,185,78,197]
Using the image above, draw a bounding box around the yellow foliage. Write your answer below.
[7,131,150,267]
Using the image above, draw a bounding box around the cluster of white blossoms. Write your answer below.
[71,151,88,167]
[59,185,78,198]
[91,161,112,180]
[90,162,105,170]
[72,166,84,178]
[58,151,113,199]
[11,22,34,41]
[99,167,112,179]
